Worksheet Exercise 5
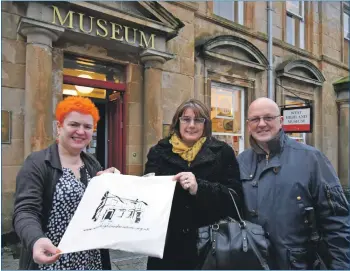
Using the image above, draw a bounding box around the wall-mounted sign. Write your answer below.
[1,110,12,144]
[281,105,313,133]
[52,5,156,49]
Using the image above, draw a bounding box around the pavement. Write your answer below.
[1,246,148,270]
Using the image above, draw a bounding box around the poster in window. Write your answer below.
[1,110,11,144]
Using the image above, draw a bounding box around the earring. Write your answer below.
[56,134,60,144]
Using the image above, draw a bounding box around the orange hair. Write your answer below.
[55,96,100,127]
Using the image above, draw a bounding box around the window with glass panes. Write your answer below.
[213,1,244,25]
[343,3,350,64]
[286,1,305,49]
[211,82,245,156]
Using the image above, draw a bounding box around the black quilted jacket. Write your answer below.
[144,136,243,270]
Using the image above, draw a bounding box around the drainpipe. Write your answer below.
[267,1,274,100]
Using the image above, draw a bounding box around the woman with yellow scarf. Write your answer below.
[144,99,243,270]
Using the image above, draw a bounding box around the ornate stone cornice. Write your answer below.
[276,59,325,85]
[17,17,64,46]
[140,48,174,68]
[200,35,268,70]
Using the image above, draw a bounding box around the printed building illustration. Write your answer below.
[92,191,148,224]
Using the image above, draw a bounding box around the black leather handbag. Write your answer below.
[197,188,270,270]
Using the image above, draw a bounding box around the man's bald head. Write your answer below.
[248,97,280,118]
[247,97,283,144]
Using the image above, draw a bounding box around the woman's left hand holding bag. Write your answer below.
[173,172,198,195]
[32,237,61,265]
[96,167,120,176]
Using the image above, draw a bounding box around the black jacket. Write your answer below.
[12,144,111,270]
[144,136,243,270]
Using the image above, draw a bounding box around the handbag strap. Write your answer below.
[246,231,270,270]
[228,188,245,226]
[228,189,270,270]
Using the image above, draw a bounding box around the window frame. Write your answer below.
[286,1,304,19]
[211,81,245,154]
[212,1,245,26]
[285,1,305,49]
[344,4,350,41]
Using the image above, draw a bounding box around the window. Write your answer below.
[63,55,125,99]
[284,96,309,144]
[344,12,349,39]
[213,1,244,25]
[211,82,245,155]
[343,3,350,64]
[344,6,350,40]
[286,1,305,49]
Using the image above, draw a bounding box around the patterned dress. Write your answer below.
[39,166,103,270]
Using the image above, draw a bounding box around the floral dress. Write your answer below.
[39,166,103,270]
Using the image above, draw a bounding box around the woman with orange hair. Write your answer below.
[13,96,118,270]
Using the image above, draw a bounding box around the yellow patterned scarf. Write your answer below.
[169,133,207,165]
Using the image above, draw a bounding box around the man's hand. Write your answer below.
[96,167,120,176]
[33,237,60,265]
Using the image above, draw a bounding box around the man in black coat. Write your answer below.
[238,97,350,270]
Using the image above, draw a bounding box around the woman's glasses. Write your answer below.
[179,116,206,125]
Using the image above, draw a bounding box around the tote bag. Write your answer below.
[58,173,176,259]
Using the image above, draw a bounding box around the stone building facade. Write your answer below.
[1,1,349,234]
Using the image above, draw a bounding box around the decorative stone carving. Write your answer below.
[17,17,64,46]
[276,59,325,86]
[200,35,268,70]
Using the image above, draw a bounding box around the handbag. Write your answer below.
[197,188,270,270]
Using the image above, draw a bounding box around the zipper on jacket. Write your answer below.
[265,154,270,166]
[325,185,336,215]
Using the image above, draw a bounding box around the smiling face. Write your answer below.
[57,111,94,153]
[179,108,205,147]
[247,98,283,143]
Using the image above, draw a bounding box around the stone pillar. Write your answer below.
[334,79,349,197]
[17,18,64,158]
[338,101,349,188]
[140,49,173,164]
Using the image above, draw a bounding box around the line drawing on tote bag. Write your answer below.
[91,191,149,224]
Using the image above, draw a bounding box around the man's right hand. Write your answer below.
[33,237,61,265]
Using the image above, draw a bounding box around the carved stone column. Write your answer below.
[140,49,173,165]
[17,18,64,157]
[338,101,349,187]
[334,78,349,196]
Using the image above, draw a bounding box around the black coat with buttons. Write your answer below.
[144,136,243,270]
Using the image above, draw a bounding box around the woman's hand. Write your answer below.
[33,237,61,265]
[173,172,198,195]
[96,167,120,176]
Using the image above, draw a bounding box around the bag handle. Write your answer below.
[228,189,270,270]
[227,188,245,227]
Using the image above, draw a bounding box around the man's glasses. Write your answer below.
[247,115,280,125]
[179,116,206,125]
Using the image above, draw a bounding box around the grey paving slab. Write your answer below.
[1,247,148,270]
